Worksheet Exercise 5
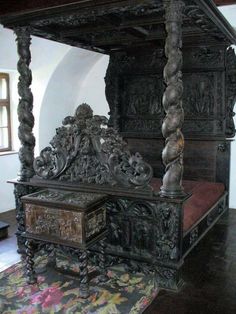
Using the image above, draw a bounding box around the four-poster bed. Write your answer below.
[1,0,236,292]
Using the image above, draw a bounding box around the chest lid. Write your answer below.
[21,189,108,211]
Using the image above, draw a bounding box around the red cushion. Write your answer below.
[183,181,225,232]
[150,178,225,232]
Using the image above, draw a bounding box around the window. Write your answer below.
[0,73,11,152]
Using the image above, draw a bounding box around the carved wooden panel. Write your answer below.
[23,188,108,247]
[106,45,235,139]
[24,189,106,209]
[25,204,83,243]
[120,71,225,136]
[86,207,106,239]
[127,138,230,188]
[106,199,182,263]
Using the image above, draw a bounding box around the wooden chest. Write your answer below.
[21,189,108,248]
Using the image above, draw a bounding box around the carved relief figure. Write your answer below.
[126,77,163,116]
[183,74,214,116]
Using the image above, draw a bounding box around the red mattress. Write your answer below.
[151,179,225,233]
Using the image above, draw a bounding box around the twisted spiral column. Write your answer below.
[99,239,108,282]
[160,0,186,198]
[79,250,89,298]
[15,27,35,181]
[25,239,37,284]
[14,184,34,255]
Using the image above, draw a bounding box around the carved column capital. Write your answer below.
[160,0,186,198]
[15,26,31,41]
[163,0,185,22]
[15,27,35,181]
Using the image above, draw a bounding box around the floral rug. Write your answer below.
[0,255,158,314]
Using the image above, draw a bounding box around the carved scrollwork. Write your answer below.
[184,3,225,41]
[34,103,153,189]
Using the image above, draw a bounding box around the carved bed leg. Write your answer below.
[46,243,57,268]
[25,239,37,284]
[15,27,35,182]
[14,184,32,255]
[79,250,89,298]
[99,239,108,282]
[160,0,186,198]
[155,264,183,291]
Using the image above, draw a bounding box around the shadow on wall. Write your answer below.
[38,48,109,152]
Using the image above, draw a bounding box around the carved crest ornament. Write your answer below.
[34,104,153,189]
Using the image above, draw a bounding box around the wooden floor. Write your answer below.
[0,209,236,313]
[0,210,20,272]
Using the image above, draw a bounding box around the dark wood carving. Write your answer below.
[25,239,37,284]
[225,47,236,138]
[22,188,108,246]
[184,3,225,41]
[3,0,235,294]
[1,0,235,53]
[14,183,37,254]
[25,204,83,243]
[160,0,185,198]
[106,198,182,263]
[15,27,35,181]
[105,45,229,138]
[34,103,153,189]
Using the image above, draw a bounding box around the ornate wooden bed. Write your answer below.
[1,0,236,291]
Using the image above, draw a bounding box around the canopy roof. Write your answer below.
[1,0,236,53]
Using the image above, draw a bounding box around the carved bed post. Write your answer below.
[14,27,35,254]
[15,27,35,182]
[160,0,186,198]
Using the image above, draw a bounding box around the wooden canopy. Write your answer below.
[0,0,236,54]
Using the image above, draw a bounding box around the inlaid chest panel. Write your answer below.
[22,189,108,247]
[25,204,83,243]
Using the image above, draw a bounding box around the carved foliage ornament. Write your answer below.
[34,104,153,188]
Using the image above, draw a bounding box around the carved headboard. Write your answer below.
[105,45,236,188]
[33,103,153,192]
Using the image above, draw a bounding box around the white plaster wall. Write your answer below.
[75,55,109,116]
[0,24,107,212]
[38,49,109,150]
[0,25,71,212]
[0,154,20,211]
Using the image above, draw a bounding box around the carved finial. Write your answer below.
[75,103,93,119]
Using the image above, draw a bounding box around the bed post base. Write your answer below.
[155,263,184,291]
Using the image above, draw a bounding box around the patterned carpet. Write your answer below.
[0,255,158,314]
